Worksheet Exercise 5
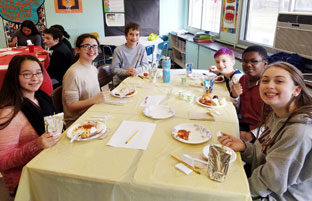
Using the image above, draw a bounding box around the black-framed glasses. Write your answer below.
[80,44,99,51]
[242,59,264,65]
[20,72,43,79]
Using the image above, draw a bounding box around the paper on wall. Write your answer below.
[105,13,125,27]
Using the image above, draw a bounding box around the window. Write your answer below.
[241,0,312,47]
[188,0,222,33]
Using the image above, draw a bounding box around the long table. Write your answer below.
[15,70,251,201]
[0,46,52,95]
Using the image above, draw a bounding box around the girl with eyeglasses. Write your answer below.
[62,34,109,127]
[0,55,61,196]
[219,62,312,200]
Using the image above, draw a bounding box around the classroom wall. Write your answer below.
[0,0,187,47]
[44,0,105,46]
[159,0,187,35]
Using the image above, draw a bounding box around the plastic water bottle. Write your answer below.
[162,57,171,83]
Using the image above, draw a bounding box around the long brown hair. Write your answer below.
[259,61,312,153]
[0,55,43,129]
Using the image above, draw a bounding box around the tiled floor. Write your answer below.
[0,179,13,201]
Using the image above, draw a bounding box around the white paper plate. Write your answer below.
[189,73,202,80]
[67,121,107,141]
[195,96,226,108]
[214,76,225,83]
[202,144,237,163]
[172,123,211,144]
[111,87,137,98]
[143,105,175,119]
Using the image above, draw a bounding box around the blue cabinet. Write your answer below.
[185,41,198,69]
[170,33,243,71]
[198,46,215,70]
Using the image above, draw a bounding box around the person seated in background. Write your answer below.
[218,62,312,201]
[213,48,243,93]
[50,24,73,53]
[43,27,73,88]
[0,55,61,197]
[111,22,149,87]
[231,45,269,142]
[62,34,108,127]
[9,20,42,47]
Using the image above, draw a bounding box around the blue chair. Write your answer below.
[145,44,155,64]
[93,45,115,67]
[159,35,168,41]
[156,41,170,61]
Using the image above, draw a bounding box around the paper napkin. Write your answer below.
[175,163,193,175]
[140,95,166,107]
[188,111,215,121]
[107,120,156,150]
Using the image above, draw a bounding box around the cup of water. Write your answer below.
[148,68,158,83]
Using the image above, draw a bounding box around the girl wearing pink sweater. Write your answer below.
[0,55,60,196]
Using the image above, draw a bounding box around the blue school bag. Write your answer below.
[268,52,304,72]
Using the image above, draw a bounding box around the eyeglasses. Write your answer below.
[20,72,43,79]
[242,59,264,65]
[80,44,98,51]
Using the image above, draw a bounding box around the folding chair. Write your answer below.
[145,44,155,65]
[156,41,170,64]
[51,86,63,113]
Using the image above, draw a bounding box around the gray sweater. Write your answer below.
[242,113,312,201]
[111,43,149,86]
[12,29,42,46]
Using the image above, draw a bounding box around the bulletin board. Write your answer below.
[0,0,45,24]
[0,0,46,45]
[104,0,159,36]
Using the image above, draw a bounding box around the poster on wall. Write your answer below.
[103,0,125,27]
[54,0,83,13]
[0,0,47,46]
[221,0,239,33]
[103,0,124,13]
[105,13,125,27]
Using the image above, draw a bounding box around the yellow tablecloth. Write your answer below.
[15,70,251,201]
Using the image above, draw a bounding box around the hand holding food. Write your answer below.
[217,132,246,152]
[37,131,61,149]
[126,67,137,76]
[93,90,109,104]
[208,65,219,74]
[231,79,243,98]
